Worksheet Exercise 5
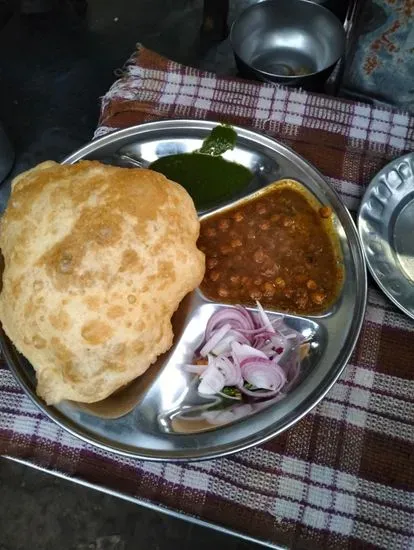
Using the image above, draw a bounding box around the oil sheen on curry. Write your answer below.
[198,179,343,315]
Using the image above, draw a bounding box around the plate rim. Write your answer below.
[1,119,368,461]
[358,151,414,320]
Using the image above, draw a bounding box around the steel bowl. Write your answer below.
[230,0,346,87]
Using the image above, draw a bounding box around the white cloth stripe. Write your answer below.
[328,383,414,421]
[341,365,414,401]
[94,65,414,158]
[2,383,413,519]
[235,448,414,509]
[313,399,414,443]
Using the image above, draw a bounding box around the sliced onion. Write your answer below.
[200,323,232,357]
[240,359,286,392]
[183,363,209,374]
[255,301,275,333]
[211,335,236,356]
[231,342,268,364]
[198,355,243,395]
[186,302,305,402]
[252,331,278,350]
[235,305,257,327]
[238,325,271,336]
[255,342,277,356]
[255,333,287,358]
[198,365,225,395]
[205,307,255,340]
[239,356,274,369]
[214,355,243,387]
[267,333,287,350]
[212,330,250,355]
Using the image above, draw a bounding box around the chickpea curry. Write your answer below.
[198,180,343,315]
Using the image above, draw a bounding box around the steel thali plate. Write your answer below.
[1,120,367,461]
[359,152,414,319]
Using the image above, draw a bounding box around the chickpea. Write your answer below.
[311,291,326,305]
[218,219,230,231]
[263,282,275,297]
[249,289,263,300]
[263,265,278,277]
[231,238,243,248]
[233,211,244,222]
[209,271,220,282]
[220,245,232,255]
[295,289,308,310]
[207,257,218,269]
[230,275,240,285]
[205,227,217,237]
[319,206,332,218]
[218,286,229,298]
[283,217,295,228]
[274,277,286,289]
[259,221,270,230]
[307,279,317,290]
[254,248,265,263]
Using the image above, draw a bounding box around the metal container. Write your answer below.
[359,153,414,320]
[230,0,346,87]
[1,120,367,461]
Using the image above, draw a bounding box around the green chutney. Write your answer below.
[149,125,252,210]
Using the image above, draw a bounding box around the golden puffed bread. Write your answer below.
[0,160,205,404]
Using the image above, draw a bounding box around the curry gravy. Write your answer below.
[198,180,343,315]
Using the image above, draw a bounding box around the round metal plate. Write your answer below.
[359,152,414,319]
[1,120,367,461]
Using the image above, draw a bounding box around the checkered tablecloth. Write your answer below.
[1,45,414,550]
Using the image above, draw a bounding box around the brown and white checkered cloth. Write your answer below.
[1,45,414,550]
